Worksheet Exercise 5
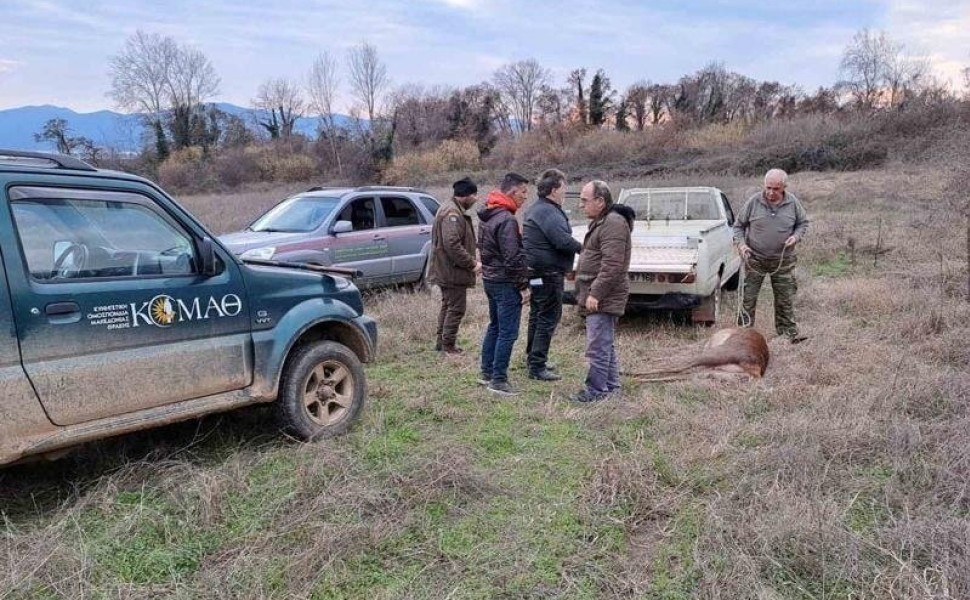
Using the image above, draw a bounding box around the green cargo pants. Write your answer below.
[737,254,799,338]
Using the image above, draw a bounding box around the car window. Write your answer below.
[9,188,197,281]
[250,195,340,232]
[720,192,735,225]
[419,195,440,217]
[336,197,377,231]
[380,196,421,227]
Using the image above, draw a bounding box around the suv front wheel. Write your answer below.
[278,341,366,440]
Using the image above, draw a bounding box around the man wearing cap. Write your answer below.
[429,177,481,354]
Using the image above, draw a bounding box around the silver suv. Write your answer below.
[220,186,442,289]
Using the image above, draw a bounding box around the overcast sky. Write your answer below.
[2,0,968,113]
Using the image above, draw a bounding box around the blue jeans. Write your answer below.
[584,313,620,396]
[481,280,522,383]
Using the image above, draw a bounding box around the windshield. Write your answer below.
[623,190,719,221]
[250,196,340,233]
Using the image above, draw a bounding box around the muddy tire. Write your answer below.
[278,341,366,441]
[691,276,722,326]
[411,255,433,292]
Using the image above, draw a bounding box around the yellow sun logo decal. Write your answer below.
[150,296,176,326]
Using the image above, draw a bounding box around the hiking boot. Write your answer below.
[788,334,809,344]
[442,346,464,355]
[477,374,491,386]
[569,389,608,403]
[529,369,561,381]
[487,381,519,396]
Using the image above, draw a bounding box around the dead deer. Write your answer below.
[625,328,770,382]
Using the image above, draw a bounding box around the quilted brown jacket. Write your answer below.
[575,207,633,316]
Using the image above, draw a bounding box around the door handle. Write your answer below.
[45,301,82,324]
[45,301,80,316]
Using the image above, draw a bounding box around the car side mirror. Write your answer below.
[198,237,219,276]
[332,220,353,234]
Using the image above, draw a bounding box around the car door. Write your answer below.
[2,183,253,426]
[330,196,390,287]
[719,191,742,279]
[377,195,431,284]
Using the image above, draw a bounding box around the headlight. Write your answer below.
[240,246,276,260]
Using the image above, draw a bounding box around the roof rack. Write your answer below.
[353,185,426,193]
[0,149,97,172]
[305,185,347,192]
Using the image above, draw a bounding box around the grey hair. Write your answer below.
[590,180,613,207]
[764,168,788,186]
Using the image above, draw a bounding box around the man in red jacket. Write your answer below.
[477,173,530,396]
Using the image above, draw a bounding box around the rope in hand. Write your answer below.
[735,243,789,328]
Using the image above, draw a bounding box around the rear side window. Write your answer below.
[9,187,197,281]
[419,195,440,217]
[380,196,421,227]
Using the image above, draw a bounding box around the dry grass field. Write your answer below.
[2,164,968,598]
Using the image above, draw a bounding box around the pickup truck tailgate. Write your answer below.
[630,234,698,270]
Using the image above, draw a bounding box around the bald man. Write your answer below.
[733,168,810,343]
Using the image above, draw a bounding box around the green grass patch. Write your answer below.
[813,251,853,277]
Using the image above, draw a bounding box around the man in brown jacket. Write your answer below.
[429,177,481,354]
[572,180,634,403]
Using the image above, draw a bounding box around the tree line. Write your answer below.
[36,27,960,181]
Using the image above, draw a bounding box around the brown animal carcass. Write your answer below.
[627,328,770,381]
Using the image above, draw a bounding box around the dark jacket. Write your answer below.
[428,197,477,287]
[522,196,583,275]
[477,205,528,289]
[575,205,634,316]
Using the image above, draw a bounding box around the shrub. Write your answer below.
[384,139,481,185]
[157,147,219,194]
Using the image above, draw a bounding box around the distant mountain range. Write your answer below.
[0,103,359,152]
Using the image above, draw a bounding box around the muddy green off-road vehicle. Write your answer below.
[0,150,377,466]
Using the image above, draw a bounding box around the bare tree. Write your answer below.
[109,31,219,156]
[167,46,220,150]
[625,82,650,131]
[492,59,551,133]
[837,28,925,111]
[307,51,341,172]
[347,42,389,123]
[108,30,178,158]
[254,78,305,139]
[568,68,588,125]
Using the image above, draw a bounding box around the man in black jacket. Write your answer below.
[522,168,583,381]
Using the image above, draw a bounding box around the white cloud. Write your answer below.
[0,59,20,74]
[434,0,481,8]
[882,0,970,86]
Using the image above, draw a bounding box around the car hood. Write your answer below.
[218,230,312,254]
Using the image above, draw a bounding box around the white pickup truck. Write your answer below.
[564,186,741,324]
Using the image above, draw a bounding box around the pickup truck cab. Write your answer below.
[0,150,377,466]
[565,186,741,324]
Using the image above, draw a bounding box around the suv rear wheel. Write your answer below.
[278,341,366,440]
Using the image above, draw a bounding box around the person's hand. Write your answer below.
[473,260,482,274]
[585,295,599,312]
[520,288,531,305]
[737,243,752,258]
[784,236,798,248]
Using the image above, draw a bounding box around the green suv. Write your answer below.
[0,150,377,466]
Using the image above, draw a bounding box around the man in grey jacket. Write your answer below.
[733,168,810,342]
[522,168,583,381]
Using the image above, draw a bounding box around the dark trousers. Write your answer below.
[584,313,621,396]
[526,273,564,374]
[480,280,522,383]
[435,285,468,350]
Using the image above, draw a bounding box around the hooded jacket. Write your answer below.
[477,190,528,288]
[575,204,635,316]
